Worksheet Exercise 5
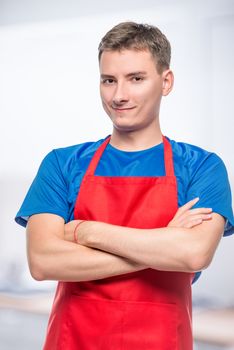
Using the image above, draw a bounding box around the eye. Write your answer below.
[132,76,143,82]
[102,78,115,85]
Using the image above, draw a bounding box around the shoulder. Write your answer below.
[53,137,107,163]
[168,137,225,176]
[170,138,213,163]
[42,137,108,174]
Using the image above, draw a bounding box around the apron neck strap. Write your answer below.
[86,136,111,176]
[163,136,175,177]
[86,135,175,177]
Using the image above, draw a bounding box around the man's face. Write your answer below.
[99,49,168,132]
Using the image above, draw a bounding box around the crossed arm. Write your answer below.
[26,198,225,282]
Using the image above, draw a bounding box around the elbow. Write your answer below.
[29,265,47,282]
[188,257,212,272]
[186,249,214,272]
[28,255,48,281]
[30,270,45,282]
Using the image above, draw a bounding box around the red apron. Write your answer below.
[43,136,193,350]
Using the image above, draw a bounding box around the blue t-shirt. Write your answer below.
[15,136,234,281]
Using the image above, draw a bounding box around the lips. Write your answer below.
[112,106,136,111]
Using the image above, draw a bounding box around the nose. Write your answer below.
[112,82,129,106]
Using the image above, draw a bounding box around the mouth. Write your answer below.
[112,106,136,112]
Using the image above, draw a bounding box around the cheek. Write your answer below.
[101,97,112,117]
[100,88,112,105]
[140,95,161,117]
[135,86,158,107]
[135,82,156,97]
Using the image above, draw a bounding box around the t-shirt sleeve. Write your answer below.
[15,150,69,227]
[186,152,234,236]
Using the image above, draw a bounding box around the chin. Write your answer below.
[108,115,142,132]
[113,122,141,133]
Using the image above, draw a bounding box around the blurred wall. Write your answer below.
[0,0,233,302]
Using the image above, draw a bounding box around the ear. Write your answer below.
[162,69,174,96]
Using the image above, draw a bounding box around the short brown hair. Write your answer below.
[98,21,171,73]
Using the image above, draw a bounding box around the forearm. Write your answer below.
[28,237,146,282]
[27,214,146,283]
[77,217,224,273]
[77,222,191,272]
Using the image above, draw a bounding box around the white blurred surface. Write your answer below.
[0,0,233,304]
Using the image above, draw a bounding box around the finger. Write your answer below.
[184,218,203,228]
[182,213,213,227]
[176,209,212,223]
[178,197,200,214]
[187,208,213,216]
[177,208,212,223]
[173,198,199,219]
[196,213,212,220]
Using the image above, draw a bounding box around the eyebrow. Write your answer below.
[100,71,148,79]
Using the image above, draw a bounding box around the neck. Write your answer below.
[110,121,163,152]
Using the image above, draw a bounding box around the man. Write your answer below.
[16,22,233,349]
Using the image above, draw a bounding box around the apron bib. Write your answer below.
[43,136,193,350]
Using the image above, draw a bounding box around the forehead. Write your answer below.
[99,49,157,74]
